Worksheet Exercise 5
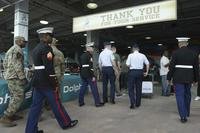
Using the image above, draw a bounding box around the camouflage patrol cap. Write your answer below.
[14,36,26,41]
[51,38,58,46]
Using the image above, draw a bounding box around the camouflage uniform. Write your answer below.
[3,44,26,117]
[43,45,65,108]
[51,45,65,86]
[113,53,121,96]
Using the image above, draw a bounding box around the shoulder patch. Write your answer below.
[47,52,53,61]
[17,53,22,59]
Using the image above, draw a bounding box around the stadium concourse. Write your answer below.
[0,83,200,133]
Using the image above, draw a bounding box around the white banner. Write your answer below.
[73,0,177,33]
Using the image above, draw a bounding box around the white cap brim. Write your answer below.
[85,42,94,47]
[37,27,54,34]
[176,37,190,42]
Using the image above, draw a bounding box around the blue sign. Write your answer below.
[61,74,81,102]
[0,74,81,116]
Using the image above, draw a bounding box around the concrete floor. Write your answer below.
[1,84,200,133]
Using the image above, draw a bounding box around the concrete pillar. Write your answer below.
[86,31,99,75]
[14,0,29,67]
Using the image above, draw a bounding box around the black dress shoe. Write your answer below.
[103,99,108,103]
[187,113,190,117]
[95,103,104,107]
[180,118,187,123]
[110,100,115,104]
[135,104,140,108]
[130,105,135,109]
[10,114,23,121]
[79,103,85,107]
[37,130,44,133]
[63,120,78,129]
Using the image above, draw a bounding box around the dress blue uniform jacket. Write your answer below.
[167,46,199,83]
[32,42,58,88]
[80,51,94,79]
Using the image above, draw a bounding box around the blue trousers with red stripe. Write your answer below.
[174,83,191,119]
[25,88,71,133]
[79,78,101,105]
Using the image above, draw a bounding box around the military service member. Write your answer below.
[25,27,78,133]
[79,42,104,107]
[98,42,117,104]
[111,46,122,97]
[51,38,65,87]
[0,36,28,127]
[126,44,149,109]
[167,37,199,123]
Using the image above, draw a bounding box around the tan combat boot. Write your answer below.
[0,116,17,127]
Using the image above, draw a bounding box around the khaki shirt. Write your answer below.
[3,44,25,80]
[51,46,65,83]
[113,53,121,68]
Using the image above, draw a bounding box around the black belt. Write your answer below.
[130,69,143,71]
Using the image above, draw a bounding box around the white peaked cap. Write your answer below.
[85,42,94,47]
[176,37,190,42]
[37,27,54,34]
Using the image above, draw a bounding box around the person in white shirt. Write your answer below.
[126,44,149,109]
[98,42,117,104]
[160,50,170,96]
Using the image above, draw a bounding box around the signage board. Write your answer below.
[73,0,177,33]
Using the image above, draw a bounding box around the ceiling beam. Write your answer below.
[1,0,12,5]
[31,0,82,17]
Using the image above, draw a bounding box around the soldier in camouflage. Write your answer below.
[51,38,65,86]
[0,36,27,127]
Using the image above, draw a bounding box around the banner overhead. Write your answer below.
[73,0,177,33]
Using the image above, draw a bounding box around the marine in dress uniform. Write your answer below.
[25,27,78,133]
[98,42,117,104]
[167,37,199,123]
[126,44,149,109]
[79,42,104,107]
[0,36,28,127]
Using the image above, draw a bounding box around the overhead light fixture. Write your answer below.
[87,2,98,9]
[145,37,151,40]
[0,8,3,12]
[126,25,134,29]
[110,41,115,44]
[40,20,48,25]
[128,46,131,49]
[84,33,87,36]
[11,31,14,34]
[158,44,163,46]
